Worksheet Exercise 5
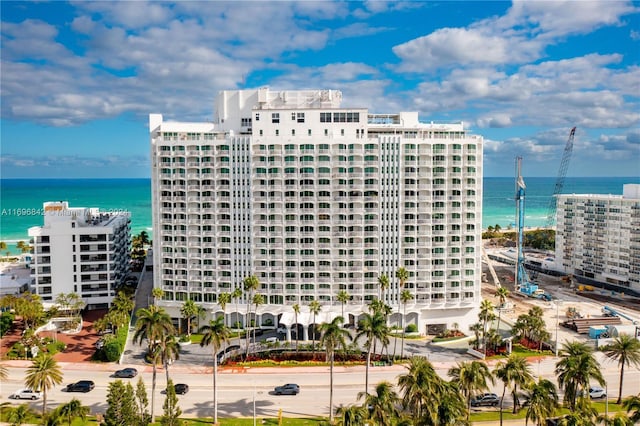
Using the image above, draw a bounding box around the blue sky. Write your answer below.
[1,1,639,178]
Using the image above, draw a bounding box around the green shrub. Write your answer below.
[103,339,123,362]
[233,321,243,329]
[405,323,418,333]
[0,311,15,336]
[262,318,273,326]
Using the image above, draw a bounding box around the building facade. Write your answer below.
[28,201,131,309]
[150,88,483,336]
[555,184,640,294]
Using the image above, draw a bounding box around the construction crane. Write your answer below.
[515,157,539,297]
[481,247,502,289]
[545,127,576,228]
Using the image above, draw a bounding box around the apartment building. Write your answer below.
[28,201,131,309]
[555,184,640,294]
[150,88,483,336]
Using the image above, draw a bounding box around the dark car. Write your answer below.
[171,383,189,395]
[65,380,95,393]
[470,393,500,407]
[114,368,138,378]
[274,383,300,395]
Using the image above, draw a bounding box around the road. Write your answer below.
[3,351,639,420]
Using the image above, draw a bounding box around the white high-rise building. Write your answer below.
[150,88,483,336]
[555,184,640,295]
[28,201,131,309]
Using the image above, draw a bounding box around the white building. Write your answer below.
[28,201,131,309]
[150,88,483,337]
[555,184,640,294]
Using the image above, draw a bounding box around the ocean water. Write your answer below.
[1,177,637,253]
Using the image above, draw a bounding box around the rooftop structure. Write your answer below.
[150,87,484,336]
[28,201,131,309]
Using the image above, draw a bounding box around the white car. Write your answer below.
[10,389,42,400]
[588,386,607,399]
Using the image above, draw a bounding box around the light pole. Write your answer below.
[555,299,562,357]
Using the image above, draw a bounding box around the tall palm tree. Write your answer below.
[180,299,198,336]
[319,316,352,424]
[231,286,243,329]
[218,292,231,327]
[158,334,181,384]
[397,356,444,423]
[243,275,260,357]
[251,293,265,347]
[199,315,230,425]
[396,267,408,301]
[356,312,389,395]
[357,381,400,425]
[494,354,535,418]
[448,360,494,422]
[478,299,496,354]
[556,341,605,411]
[524,379,559,426]
[292,303,300,352]
[495,286,509,331]
[336,289,350,320]
[24,353,63,417]
[133,305,174,422]
[604,334,640,404]
[58,398,89,426]
[399,289,414,360]
[309,299,322,356]
[377,274,389,302]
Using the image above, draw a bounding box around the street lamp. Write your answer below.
[555,299,563,357]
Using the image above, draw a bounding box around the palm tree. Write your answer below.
[604,334,640,404]
[158,334,181,384]
[399,289,414,360]
[336,289,350,320]
[231,286,243,329]
[151,287,164,305]
[24,353,63,417]
[7,404,30,426]
[335,404,367,426]
[356,312,389,395]
[396,267,408,301]
[524,379,559,426]
[495,286,509,331]
[309,299,322,356]
[133,305,174,422]
[448,360,494,422]
[397,356,444,422]
[556,341,605,411]
[478,299,496,354]
[180,299,199,336]
[494,354,535,417]
[0,363,8,381]
[243,275,260,357]
[293,303,300,352]
[357,381,400,425]
[623,394,640,423]
[218,292,231,327]
[251,293,265,347]
[199,315,230,425]
[319,316,352,424]
[377,274,389,302]
[58,398,89,426]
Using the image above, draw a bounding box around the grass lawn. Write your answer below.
[468,401,626,422]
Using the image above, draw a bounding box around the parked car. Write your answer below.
[470,393,500,407]
[10,389,42,400]
[167,383,189,395]
[114,368,138,378]
[65,381,95,392]
[274,383,300,395]
[265,336,278,344]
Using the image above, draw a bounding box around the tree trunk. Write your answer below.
[400,305,406,360]
[329,353,334,424]
[617,363,624,405]
[151,363,157,422]
[365,347,371,395]
[500,385,507,426]
[512,384,518,414]
[42,390,47,418]
[213,349,218,424]
[245,301,251,359]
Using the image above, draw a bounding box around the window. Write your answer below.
[272,113,280,123]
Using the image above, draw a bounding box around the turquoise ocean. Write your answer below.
[1,177,638,254]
